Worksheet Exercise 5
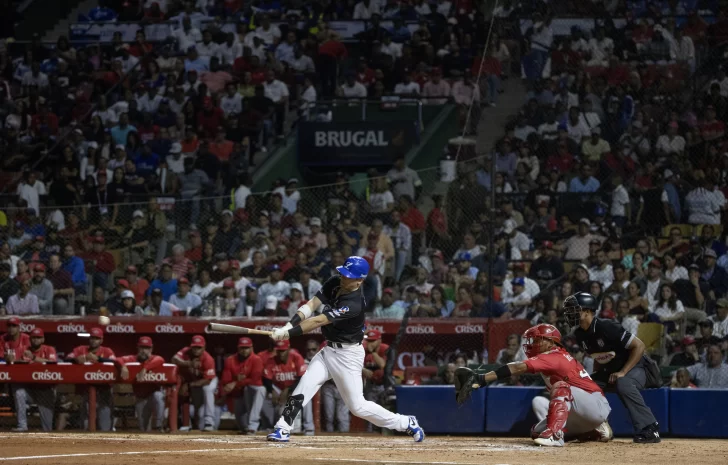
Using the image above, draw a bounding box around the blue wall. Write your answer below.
[395,386,726,438]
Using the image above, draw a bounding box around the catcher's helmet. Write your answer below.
[522,324,562,358]
[563,292,599,326]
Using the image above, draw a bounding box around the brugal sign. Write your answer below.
[297,122,419,167]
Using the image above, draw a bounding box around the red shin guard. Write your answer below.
[544,381,572,439]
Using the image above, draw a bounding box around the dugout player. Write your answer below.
[67,327,116,431]
[13,328,56,431]
[172,335,218,431]
[362,329,388,432]
[266,256,424,443]
[116,337,167,432]
[0,317,30,362]
[219,337,265,434]
[261,340,306,429]
[454,324,612,447]
[564,292,662,443]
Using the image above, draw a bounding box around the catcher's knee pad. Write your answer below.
[282,394,304,425]
[546,382,572,438]
[530,424,540,439]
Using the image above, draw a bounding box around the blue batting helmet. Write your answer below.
[337,256,370,279]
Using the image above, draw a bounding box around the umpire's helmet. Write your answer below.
[563,292,599,327]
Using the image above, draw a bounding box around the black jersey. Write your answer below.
[316,276,366,344]
[574,317,635,376]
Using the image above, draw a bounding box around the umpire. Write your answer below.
[563,292,662,443]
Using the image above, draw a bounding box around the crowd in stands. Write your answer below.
[0,0,727,398]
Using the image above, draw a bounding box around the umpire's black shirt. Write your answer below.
[316,276,366,344]
[574,317,635,377]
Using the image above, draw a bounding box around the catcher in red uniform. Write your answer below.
[455,324,612,447]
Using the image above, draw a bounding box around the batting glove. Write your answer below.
[281,322,293,331]
[270,328,290,341]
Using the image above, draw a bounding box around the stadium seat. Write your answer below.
[637,323,666,359]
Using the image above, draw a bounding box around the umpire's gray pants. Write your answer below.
[614,357,658,432]
[81,386,113,431]
[12,385,55,431]
[135,390,165,431]
[321,382,349,432]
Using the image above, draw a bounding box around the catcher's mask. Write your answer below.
[522,324,562,358]
[562,292,598,327]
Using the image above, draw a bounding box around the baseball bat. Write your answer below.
[206,323,273,336]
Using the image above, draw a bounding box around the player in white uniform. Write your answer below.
[266,256,425,442]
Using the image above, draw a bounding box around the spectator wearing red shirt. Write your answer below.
[262,340,306,424]
[0,316,31,361]
[172,335,218,431]
[83,236,116,289]
[67,327,115,431]
[219,337,265,433]
[185,231,203,262]
[399,195,425,249]
[197,97,225,139]
[128,31,153,57]
[13,328,56,432]
[125,265,149,306]
[209,127,234,162]
[356,57,376,86]
[30,103,59,136]
[318,33,348,95]
[700,105,725,141]
[164,244,194,279]
[117,336,167,432]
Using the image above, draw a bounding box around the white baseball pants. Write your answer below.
[274,343,410,433]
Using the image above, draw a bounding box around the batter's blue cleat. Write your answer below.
[406,416,425,442]
[267,428,290,442]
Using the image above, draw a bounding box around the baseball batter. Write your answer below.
[116,336,166,432]
[266,256,424,442]
[455,324,612,447]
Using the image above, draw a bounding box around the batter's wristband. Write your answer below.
[288,325,304,338]
[289,314,302,326]
[495,365,512,380]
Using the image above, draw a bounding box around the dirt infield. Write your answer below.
[0,433,726,465]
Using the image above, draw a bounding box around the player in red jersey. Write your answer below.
[262,340,307,427]
[0,317,31,362]
[363,329,388,432]
[116,336,167,432]
[13,328,56,431]
[219,337,265,434]
[172,335,217,431]
[455,324,612,447]
[66,327,116,431]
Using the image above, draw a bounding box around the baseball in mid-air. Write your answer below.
[98,315,111,326]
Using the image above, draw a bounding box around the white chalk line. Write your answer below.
[0,448,270,461]
[311,459,501,465]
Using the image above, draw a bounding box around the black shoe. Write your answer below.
[633,422,661,443]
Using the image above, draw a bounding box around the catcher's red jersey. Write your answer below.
[524,348,602,394]
[263,351,306,390]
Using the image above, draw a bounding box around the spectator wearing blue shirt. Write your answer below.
[495,139,517,178]
[169,278,203,312]
[135,146,160,177]
[569,164,600,193]
[472,287,508,318]
[389,19,412,43]
[85,0,118,22]
[148,263,178,301]
[110,113,137,146]
[62,244,87,295]
[184,47,210,75]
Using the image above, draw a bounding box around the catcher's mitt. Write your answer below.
[454,367,479,405]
